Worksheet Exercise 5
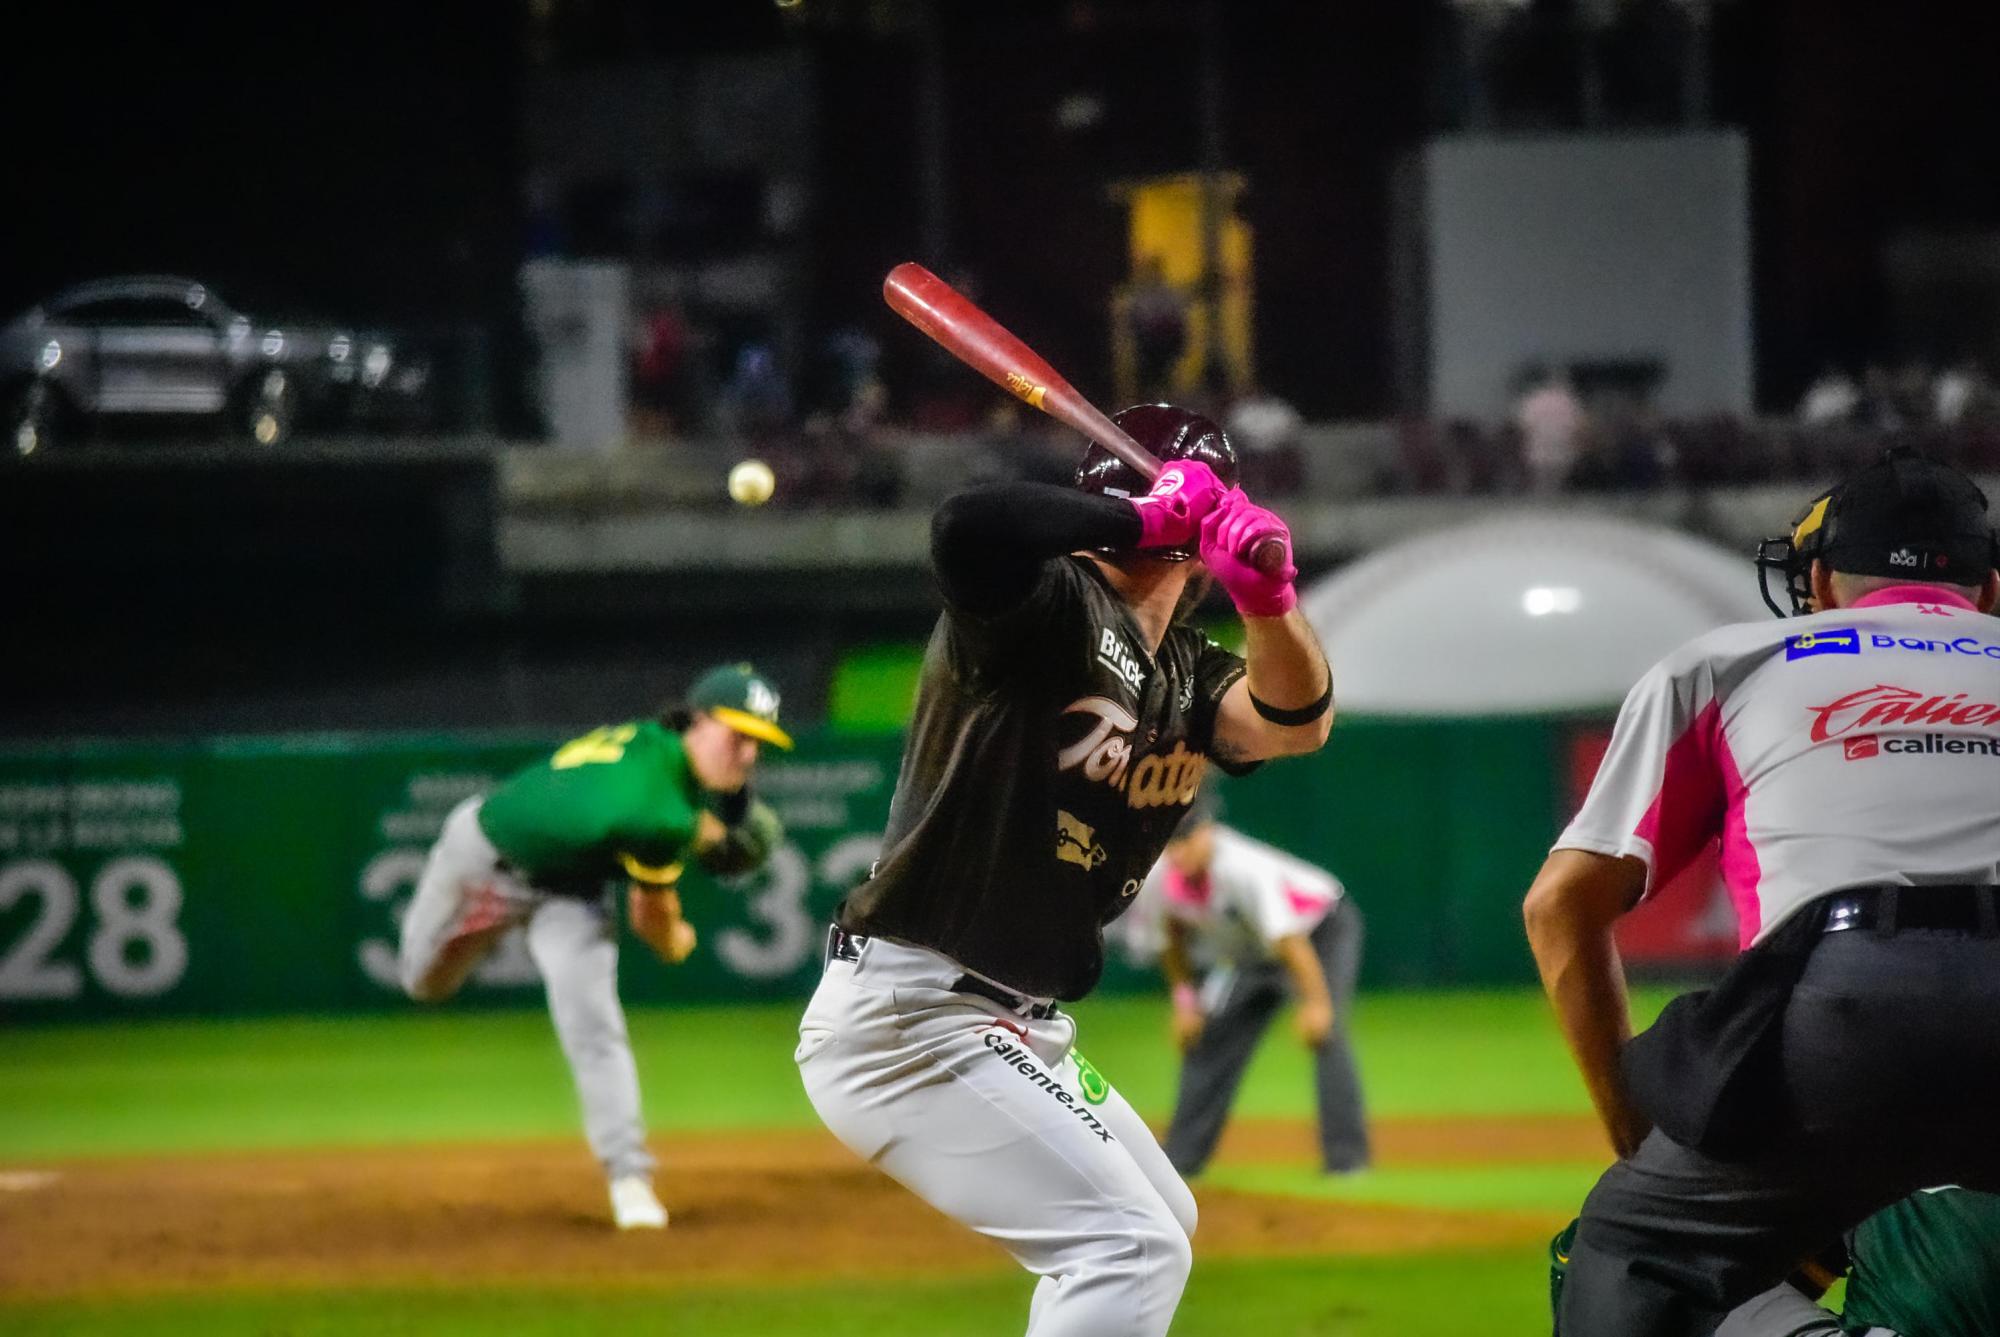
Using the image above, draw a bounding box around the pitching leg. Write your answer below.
[528,895,655,1183]
[398,797,533,1002]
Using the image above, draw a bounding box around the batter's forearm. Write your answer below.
[1210,611,1332,762]
[1241,610,1332,717]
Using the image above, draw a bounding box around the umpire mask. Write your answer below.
[1756,447,2000,617]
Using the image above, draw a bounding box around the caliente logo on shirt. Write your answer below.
[1807,685,2000,742]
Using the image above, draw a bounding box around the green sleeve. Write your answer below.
[610,780,699,886]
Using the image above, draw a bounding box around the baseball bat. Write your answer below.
[882,262,1287,576]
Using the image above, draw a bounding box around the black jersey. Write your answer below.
[839,556,1247,999]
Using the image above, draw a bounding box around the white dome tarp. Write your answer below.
[1301,513,1773,716]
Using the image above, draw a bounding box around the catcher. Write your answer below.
[397,663,787,1229]
[1550,1185,2000,1336]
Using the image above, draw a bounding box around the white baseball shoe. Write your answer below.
[609,1175,668,1230]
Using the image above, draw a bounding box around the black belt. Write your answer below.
[1820,884,2000,937]
[826,923,865,964]
[950,973,1062,1021]
[823,925,1060,1020]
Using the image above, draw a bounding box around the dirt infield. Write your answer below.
[0,1115,1605,1301]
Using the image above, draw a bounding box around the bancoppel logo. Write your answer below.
[1785,628,1861,661]
[1808,685,2000,742]
[1096,628,1148,691]
[1870,633,2000,659]
[1890,547,1921,568]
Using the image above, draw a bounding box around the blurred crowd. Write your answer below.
[1392,359,2000,498]
[619,296,2000,508]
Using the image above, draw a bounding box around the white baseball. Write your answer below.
[728,459,776,507]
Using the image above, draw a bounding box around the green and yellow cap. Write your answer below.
[686,663,793,750]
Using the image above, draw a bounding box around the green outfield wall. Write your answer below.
[0,719,1568,1021]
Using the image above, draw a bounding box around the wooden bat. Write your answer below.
[882,261,1286,576]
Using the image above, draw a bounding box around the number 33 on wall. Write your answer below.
[0,857,189,1000]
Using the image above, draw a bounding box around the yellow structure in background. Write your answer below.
[1109,172,1254,405]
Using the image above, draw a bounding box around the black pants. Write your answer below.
[1163,898,1370,1175]
[1560,927,2000,1337]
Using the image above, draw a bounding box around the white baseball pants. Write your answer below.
[398,797,655,1182]
[797,936,1196,1337]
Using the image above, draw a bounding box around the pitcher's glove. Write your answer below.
[696,797,784,877]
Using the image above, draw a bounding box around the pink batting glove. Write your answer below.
[1128,460,1227,551]
[1200,490,1298,617]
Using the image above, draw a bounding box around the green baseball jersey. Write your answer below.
[477,720,702,891]
[1843,1187,2000,1337]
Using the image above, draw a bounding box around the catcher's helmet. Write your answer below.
[1075,403,1239,562]
[1754,447,2000,616]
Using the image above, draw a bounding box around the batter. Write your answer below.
[796,405,1335,1337]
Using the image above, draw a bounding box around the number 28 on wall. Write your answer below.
[0,857,188,1000]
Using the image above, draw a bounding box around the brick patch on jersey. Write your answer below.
[982,1031,1115,1142]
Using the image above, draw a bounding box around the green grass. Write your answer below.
[1204,1163,1604,1215]
[0,987,1680,1336]
[0,1250,1550,1336]
[0,987,1673,1162]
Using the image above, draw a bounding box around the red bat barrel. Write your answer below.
[882,262,1288,577]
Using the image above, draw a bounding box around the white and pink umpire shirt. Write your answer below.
[1559,586,2000,949]
[1142,824,1344,968]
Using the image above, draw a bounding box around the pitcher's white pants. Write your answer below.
[797,936,1196,1337]
[398,797,655,1182]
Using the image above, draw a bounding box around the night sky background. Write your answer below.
[6,0,1998,418]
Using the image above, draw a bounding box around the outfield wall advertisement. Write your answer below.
[0,720,1576,1022]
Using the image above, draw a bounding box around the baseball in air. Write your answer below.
[728,458,776,507]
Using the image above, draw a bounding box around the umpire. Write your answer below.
[1147,794,1370,1177]
[1524,448,2000,1336]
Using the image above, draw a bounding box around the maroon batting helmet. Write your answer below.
[1075,404,1240,562]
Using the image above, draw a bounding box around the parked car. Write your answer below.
[2,276,431,456]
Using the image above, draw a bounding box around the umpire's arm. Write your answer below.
[1524,849,1651,1158]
